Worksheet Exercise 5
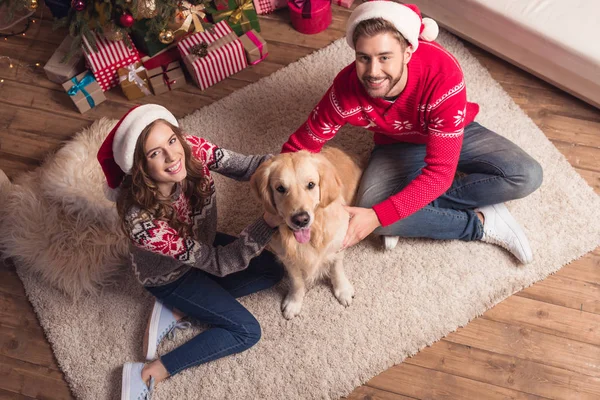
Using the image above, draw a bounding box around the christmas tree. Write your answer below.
[1,0,211,56]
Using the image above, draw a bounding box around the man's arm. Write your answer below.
[282,85,346,153]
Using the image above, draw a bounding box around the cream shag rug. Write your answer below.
[13,32,600,399]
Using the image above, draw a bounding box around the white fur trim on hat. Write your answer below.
[113,104,179,174]
[346,2,439,51]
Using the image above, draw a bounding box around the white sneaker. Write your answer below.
[382,236,399,250]
[145,300,190,361]
[477,203,533,264]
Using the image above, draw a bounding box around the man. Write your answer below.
[281,1,543,264]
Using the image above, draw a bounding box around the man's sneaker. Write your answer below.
[145,300,191,361]
[477,203,533,264]
[121,362,153,400]
[382,235,400,250]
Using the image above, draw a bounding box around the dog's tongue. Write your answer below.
[293,228,311,244]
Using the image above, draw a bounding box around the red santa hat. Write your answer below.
[97,104,179,200]
[346,2,439,51]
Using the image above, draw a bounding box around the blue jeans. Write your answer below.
[146,233,284,376]
[356,122,543,241]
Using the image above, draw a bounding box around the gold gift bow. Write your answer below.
[213,0,254,28]
[176,1,206,34]
[119,64,152,96]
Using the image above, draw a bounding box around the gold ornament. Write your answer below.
[104,23,125,41]
[158,30,175,44]
[136,0,158,19]
[29,0,38,10]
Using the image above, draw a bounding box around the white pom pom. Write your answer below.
[420,17,439,42]
[104,184,121,203]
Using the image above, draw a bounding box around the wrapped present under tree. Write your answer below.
[288,0,331,34]
[82,32,140,92]
[177,21,248,90]
[168,0,211,41]
[208,0,260,36]
[147,61,186,95]
[118,61,152,100]
[252,0,287,15]
[62,70,106,113]
[44,35,86,84]
[239,29,268,65]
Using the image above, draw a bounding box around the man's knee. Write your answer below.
[512,157,543,199]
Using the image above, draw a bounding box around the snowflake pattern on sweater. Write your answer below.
[282,40,480,226]
[125,135,275,287]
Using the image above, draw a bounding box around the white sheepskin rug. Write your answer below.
[0,118,127,298]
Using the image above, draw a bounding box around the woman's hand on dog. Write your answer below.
[263,211,284,228]
[341,206,381,249]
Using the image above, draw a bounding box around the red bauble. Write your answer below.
[71,0,86,11]
[119,13,135,28]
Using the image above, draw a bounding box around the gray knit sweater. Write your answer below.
[124,135,274,287]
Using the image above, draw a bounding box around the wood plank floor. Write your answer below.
[1,4,599,400]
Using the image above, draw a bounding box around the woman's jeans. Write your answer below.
[146,233,284,376]
[356,122,543,241]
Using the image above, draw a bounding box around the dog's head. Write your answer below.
[250,151,342,244]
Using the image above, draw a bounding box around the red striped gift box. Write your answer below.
[253,0,287,14]
[82,33,140,92]
[178,21,247,90]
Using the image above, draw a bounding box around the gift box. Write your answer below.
[44,35,86,84]
[288,0,331,34]
[334,0,354,8]
[118,61,152,100]
[239,30,268,65]
[178,21,248,90]
[147,61,186,95]
[82,33,140,92]
[208,0,260,36]
[130,20,171,57]
[252,0,287,14]
[62,71,106,113]
[169,0,210,41]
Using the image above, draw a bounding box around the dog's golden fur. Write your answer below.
[251,147,362,319]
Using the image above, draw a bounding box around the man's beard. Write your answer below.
[361,67,403,98]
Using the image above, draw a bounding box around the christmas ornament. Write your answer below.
[71,0,86,11]
[103,22,124,42]
[158,30,175,44]
[29,0,38,10]
[119,12,135,28]
[136,0,158,19]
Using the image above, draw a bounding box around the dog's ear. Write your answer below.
[317,155,342,207]
[250,158,277,215]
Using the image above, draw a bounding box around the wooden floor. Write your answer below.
[1,4,599,400]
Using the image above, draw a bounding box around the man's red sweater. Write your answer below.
[281,40,480,227]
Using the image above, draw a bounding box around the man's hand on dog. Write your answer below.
[341,206,381,249]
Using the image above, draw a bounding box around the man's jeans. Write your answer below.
[146,233,284,376]
[356,122,543,241]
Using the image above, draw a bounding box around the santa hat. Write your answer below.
[97,104,179,200]
[346,2,439,51]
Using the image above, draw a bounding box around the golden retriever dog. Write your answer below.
[251,147,362,319]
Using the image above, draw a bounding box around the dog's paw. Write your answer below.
[281,295,303,320]
[334,283,355,307]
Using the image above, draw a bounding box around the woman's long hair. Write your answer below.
[116,119,213,237]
